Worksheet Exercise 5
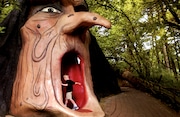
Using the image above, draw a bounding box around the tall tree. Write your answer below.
[86,0,180,81]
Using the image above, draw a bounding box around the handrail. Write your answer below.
[122,71,180,112]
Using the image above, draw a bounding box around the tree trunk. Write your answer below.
[170,56,178,81]
[162,44,170,71]
[174,39,180,79]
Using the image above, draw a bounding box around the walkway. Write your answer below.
[100,87,180,117]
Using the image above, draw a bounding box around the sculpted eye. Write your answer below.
[41,7,61,13]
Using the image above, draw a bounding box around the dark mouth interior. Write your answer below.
[61,51,86,110]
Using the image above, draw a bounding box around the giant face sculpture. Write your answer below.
[10,0,111,116]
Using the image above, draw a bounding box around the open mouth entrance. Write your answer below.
[61,51,86,110]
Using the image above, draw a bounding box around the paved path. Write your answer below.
[100,87,180,117]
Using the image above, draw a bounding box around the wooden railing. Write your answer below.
[122,71,180,112]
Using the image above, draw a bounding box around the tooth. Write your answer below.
[77,57,80,64]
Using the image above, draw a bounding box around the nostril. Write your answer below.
[93,17,97,20]
[37,24,41,28]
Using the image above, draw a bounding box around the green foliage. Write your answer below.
[87,0,180,86]
[0,26,6,33]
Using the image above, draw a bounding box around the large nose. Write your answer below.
[58,12,111,34]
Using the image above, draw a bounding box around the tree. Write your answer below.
[86,0,180,82]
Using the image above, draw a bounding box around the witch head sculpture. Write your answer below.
[6,0,111,116]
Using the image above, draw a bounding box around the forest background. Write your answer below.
[0,0,180,110]
[86,0,180,88]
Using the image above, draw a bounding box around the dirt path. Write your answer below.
[100,87,180,117]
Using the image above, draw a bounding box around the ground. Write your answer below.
[101,87,180,117]
[5,87,180,117]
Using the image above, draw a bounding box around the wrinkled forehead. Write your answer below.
[29,0,88,11]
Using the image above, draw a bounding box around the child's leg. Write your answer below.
[69,99,77,107]
[65,98,68,107]
[69,99,79,110]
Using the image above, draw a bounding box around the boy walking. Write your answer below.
[62,75,81,110]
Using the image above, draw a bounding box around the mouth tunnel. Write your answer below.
[61,51,87,110]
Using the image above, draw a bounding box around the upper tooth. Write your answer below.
[77,57,80,64]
